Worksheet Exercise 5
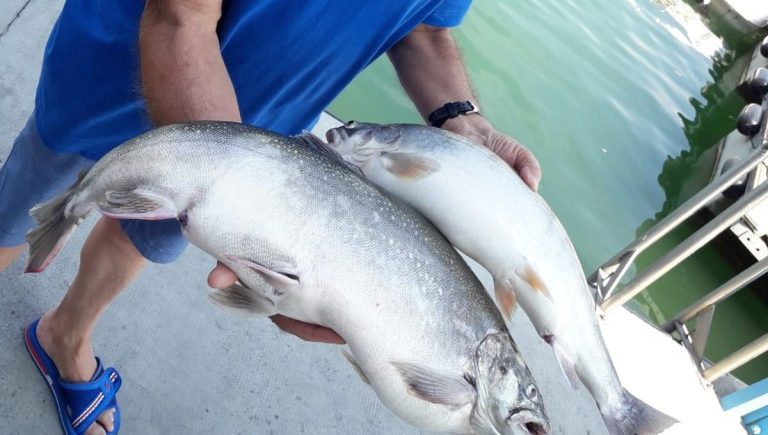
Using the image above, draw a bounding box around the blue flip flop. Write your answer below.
[24,319,122,434]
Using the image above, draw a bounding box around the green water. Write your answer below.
[330,0,768,383]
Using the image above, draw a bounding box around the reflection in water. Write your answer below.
[652,0,723,57]
[634,0,766,226]
[633,2,768,383]
[645,0,767,223]
[651,51,749,221]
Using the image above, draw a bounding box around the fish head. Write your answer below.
[328,122,442,182]
[326,121,404,168]
[472,332,550,435]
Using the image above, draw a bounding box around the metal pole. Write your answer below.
[661,256,768,332]
[594,251,636,301]
[692,306,715,358]
[675,322,703,372]
[704,333,768,381]
[588,144,768,292]
[602,181,768,312]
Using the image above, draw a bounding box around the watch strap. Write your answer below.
[428,101,478,128]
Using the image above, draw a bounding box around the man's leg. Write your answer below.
[36,217,145,435]
[1,114,187,434]
[0,245,25,271]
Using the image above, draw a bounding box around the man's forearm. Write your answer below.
[139,1,240,125]
[387,25,479,123]
[388,24,542,190]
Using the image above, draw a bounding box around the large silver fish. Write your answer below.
[327,122,676,435]
[26,121,549,435]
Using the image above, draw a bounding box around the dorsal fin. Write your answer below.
[295,131,364,177]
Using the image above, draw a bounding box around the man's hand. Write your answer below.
[208,263,345,344]
[387,25,541,191]
[441,114,541,191]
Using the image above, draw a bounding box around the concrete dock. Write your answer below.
[0,2,743,434]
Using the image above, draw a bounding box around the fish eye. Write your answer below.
[346,120,358,128]
[525,384,538,400]
[498,364,508,375]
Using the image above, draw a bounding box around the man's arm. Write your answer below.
[139,1,342,344]
[388,24,542,191]
[140,0,240,125]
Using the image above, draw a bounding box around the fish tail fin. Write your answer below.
[208,283,277,317]
[25,171,89,273]
[601,389,677,435]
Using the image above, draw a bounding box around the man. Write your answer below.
[0,1,541,434]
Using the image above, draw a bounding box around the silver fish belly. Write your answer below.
[327,122,675,435]
[25,121,549,435]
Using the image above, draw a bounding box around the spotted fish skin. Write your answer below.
[25,121,549,435]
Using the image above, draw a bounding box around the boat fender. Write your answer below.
[736,104,763,137]
[750,68,768,98]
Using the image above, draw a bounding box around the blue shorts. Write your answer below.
[0,114,187,263]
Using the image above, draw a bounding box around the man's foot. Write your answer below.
[36,311,117,435]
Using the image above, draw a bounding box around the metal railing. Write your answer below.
[588,98,768,382]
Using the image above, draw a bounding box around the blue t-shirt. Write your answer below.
[35,0,472,160]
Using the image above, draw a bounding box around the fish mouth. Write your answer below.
[507,408,550,435]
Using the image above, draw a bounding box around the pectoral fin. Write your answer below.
[97,189,177,220]
[342,350,371,385]
[392,361,475,408]
[380,152,439,180]
[208,282,277,317]
[224,255,299,292]
[546,335,580,389]
[493,278,518,322]
[520,264,551,301]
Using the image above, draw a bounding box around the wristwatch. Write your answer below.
[427,101,479,128]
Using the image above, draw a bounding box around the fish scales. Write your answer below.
[25,121,549,435]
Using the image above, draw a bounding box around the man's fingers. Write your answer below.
[270,315,346,344]
[486,132,541,191]
[207,263,343,344]
[514,148,541,192]
[207,261,238,288]
[519,167,536,191]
